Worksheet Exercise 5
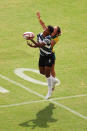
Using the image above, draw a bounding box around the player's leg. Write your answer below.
[45,66,51,78]
[50,53,59,91]
[45,66,52,99]
[39,66,45,75]
[45,56,54,99]
[51,63,56,77]
[51,52,56,77]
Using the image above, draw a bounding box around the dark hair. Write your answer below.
[57,26,61,35]
[47,25,54,34]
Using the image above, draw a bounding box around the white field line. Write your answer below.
[0,100,48,108]
[0,74,44,99]
[50,94,87,101]
[14,68,47,86]
[0,86,9,93]
[49,100,87,120]
[14,68,60,86]
[0,74,87,120]
[0,94,87,108]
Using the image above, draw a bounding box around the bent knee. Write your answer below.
[39,70,45,75]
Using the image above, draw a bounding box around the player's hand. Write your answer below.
[27,41,32,46]
[27,41,37,48]
[36,11,40,19]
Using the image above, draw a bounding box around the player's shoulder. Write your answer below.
[52,35,59,43]
[51,35,58,39]
[37,33,42,37]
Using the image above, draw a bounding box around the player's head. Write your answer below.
[47,25,54,35]
[43,25,54,36]
[53,26,61,36]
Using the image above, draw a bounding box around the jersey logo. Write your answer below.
[49,59,51,63]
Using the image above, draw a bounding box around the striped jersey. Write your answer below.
[37,33,52,56]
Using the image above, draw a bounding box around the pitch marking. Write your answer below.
[0,94,87,108]
[0,73,87,120]
[0,99,48,108]
[14,68,60,86]
[51,94,87,100]
[0,86,9,93]
[0,74,44,99]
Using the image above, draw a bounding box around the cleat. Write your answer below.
[52,78,59,91]
[45,89,52,99]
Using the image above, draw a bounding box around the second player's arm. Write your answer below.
[36,12,47,30]
[51,39,56,49]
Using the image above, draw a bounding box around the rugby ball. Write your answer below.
[23,32,35,40]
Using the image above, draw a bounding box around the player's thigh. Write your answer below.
[50,53,55,72]
[45,57,53,77]
[45,66,51,77]
[51,63,56,77]
[39,66,45,75]
[51,62,55,71]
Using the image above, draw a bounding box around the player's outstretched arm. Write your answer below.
[27,41,37,48]
[36,11,47,30]
[30,39,45,47]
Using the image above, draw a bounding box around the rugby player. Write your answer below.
[27,25,55,99]
[36,11,61,90]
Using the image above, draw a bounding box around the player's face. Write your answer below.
[43,27,50,36]
[54,26,58,35]
[54,26,61,36]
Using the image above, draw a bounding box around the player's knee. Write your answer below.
[45,74,50,78]
[51,70,55,75]
[45,69,50,78]
[39,70,45,75]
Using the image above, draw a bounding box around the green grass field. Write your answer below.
[0,0,87,130]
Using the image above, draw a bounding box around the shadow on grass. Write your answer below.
[19,103,58,129]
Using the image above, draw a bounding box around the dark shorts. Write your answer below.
[52,52,56,60]
[39,54,55,67]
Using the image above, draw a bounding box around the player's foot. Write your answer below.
[52,78,59,91]
[45,89,52,99]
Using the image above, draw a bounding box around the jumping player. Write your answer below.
[27,25,55,99]
[36,11,61,90]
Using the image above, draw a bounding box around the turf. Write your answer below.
[0,0,87,131]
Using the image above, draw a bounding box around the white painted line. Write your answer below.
[1,94,87,108]
[0,74,44,99]
[0,86,9,93]
[49,100,87,120]
[14,68,47,86]
[14,68,60,86]
[50,94,87,101]
[0,73,87,120]
[0,99,48,108]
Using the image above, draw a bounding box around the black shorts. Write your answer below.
[52,52,56,60]
[39,54,55,67]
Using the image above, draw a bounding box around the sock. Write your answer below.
[47,76,52,92]
[51,75,56,82]
[47,76,52,88]
[51,75,56,87]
